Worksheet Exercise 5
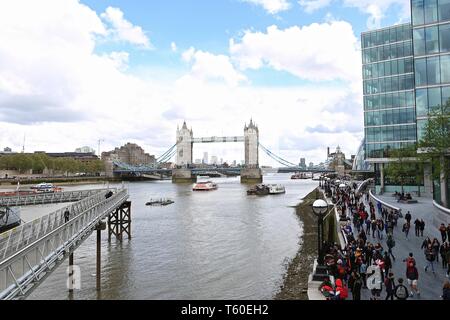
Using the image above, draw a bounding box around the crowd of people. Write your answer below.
[317,179,450,300]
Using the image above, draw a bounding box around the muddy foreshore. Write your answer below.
[274,187,323,300]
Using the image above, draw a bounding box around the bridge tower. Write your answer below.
[173,121,195,183]
[176,121,193,167]
[241,119,262,183]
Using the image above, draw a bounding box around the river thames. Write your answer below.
[25,173,318,299]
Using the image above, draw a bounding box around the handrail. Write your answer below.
[0,188,128,299]
[433,200,450,215]
[0,189,116,261]
[0,189,126,268]
[369,189,400,212]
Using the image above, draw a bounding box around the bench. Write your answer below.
[398,199,418,204]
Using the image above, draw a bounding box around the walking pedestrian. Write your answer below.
[442,280,450,300]
[384,272,395,300]
[394,278,409,300]
[404,253,420,297]
[439,223,447,243]
[424,244,436,274]
[432,238,440,263]
[402,221,410,240]
[386,233,396,261]
[405,211,412,225]
[421,237,431,254]
[419,219,425,236]
[352,273,363,300]
[64,208,70,223]
[414,218,421,237]
[440,242,448,270]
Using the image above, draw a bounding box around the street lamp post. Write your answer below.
[312,199,328,266]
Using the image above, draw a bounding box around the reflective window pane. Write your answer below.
[438,0,450,21]
[428,87,442,112]
[440,24,450,52]
[415,58,427,86]
[414,28,425,55]
[416,89,429,116]
[413,0,425,26]
[427,56,441,85]
[441,54,450,83]
[424,0,439,24]
[425,26,439,54]
[441,86,450,106]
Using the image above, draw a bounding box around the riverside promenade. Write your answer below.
[361,192,449,300]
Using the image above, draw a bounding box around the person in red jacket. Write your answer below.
[334,279,349,300]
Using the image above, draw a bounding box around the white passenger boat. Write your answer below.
[192,181,218,191]
[267,184,286,194]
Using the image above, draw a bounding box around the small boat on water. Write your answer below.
[267,184,286,194]
[247,184,269,195]
[291,172,309,179]
[30,182,62,193]
[192,181,218,191]
[146,198,174,206]
[0,206,21,233]
[247,184,285,195]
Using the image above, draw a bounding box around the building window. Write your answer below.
[414,28,426,55]
[440,54,450,83]
[427,56,441,85]
[416,88,429,116]
[428,87,442,112]
[425,26,440,54]
[438,0,450,21]
[424,0,439,24]
[415,58,427,85]
[440,24,450,52]
[442,85,450,106]
[413,0,425,25]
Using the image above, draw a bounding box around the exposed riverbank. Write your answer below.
[274,187,323,300]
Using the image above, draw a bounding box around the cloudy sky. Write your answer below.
[0,0,411,166]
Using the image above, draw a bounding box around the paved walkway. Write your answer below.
[358,193,449,300]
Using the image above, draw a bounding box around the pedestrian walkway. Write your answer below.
[360,193,449,300]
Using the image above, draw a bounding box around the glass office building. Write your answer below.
[361,1,450,206]
[362,24,416,160]
[411,0,450,206]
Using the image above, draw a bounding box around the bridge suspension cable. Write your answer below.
[157,148,176,164]
[156,143,178,161]
[258,143,298,167]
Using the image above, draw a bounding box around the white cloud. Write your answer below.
[181,47,247,87]
[242,0,291,14]
[0,0,363,166]
[342,0,410,29]
[171,42,177,52]
[298,0,332,13]
[100,6,151,48]
[230,21,361,84]
[105,51,130,71]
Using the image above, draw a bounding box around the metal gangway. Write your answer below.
[0,189,109,207]
[0,187,129,299]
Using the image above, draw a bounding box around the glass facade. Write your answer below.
[362,24,417,159]
[412,0,450,141]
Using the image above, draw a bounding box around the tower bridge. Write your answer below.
[174,119,261,183]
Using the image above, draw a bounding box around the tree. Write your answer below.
[385,145,422,194]
[418,101,450,207]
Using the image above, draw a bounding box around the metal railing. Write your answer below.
[0,189,109,207]
[0,188,129,299]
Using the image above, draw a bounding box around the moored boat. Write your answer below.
[247,184,269,195]
[146,198,174,206]
[267,184,286,194]
[192,181,218,191]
